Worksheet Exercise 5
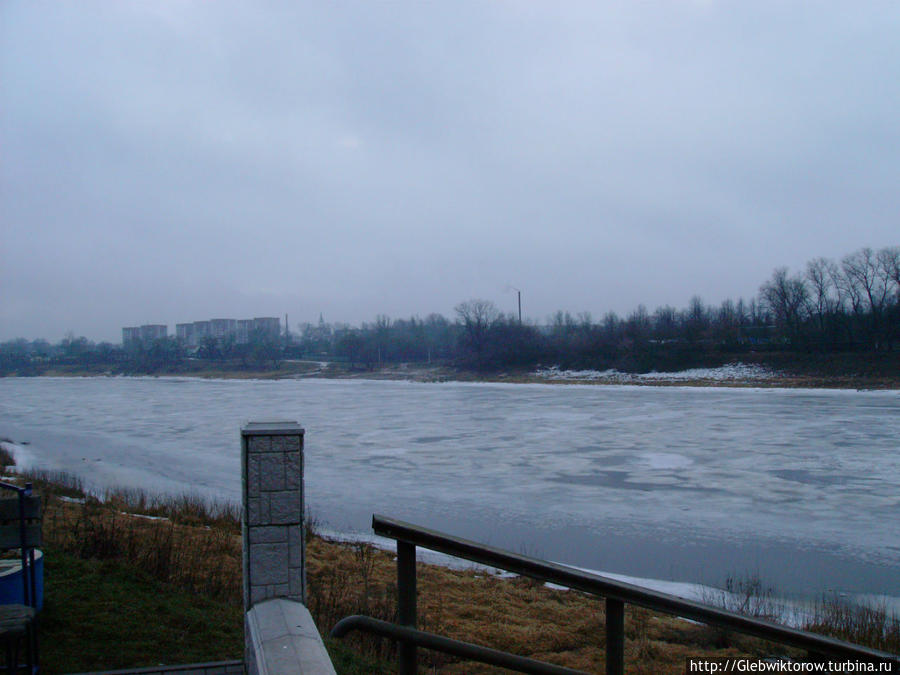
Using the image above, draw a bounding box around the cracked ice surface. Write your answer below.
[1,376,898,597]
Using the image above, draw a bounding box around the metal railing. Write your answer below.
[0,480,38,610]
[331,514,900,675]
[0,480,40,674]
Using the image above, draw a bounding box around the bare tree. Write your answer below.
[454,299,499,354]
[653,305,678,340]
[716,298,741,343]
[576,311,593,331]
[760,267,810,343]
[735,298,748,327]
[876,246,900,348]
[626,304,651,341]
[683,296,709,342]
[601,311,622,341]
[806,258,839,313]
[877,246,900,292]
[805,257,842,336]
[841,247,894,348]
[372,314,391,364]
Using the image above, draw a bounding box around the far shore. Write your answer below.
[9,359,900,390]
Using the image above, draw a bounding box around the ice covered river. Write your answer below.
[1,376,898,600]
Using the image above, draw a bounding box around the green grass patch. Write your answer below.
[324,639,393,674]
[41,548,243,674]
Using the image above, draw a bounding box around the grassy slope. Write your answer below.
[17,465,898,674]
[41,547,397,675]
[37,495,773,675]
[42,551,242,674]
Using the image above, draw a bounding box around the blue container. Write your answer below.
[0,550,43,610]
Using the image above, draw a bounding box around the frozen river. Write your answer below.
[1,376,898,600]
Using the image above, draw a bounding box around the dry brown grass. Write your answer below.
[39,493,786,673]
[806,600,900,655]
[43,496,242,599]
[305,537,781,674]
[43,493,773,673]
[34,485,891,674]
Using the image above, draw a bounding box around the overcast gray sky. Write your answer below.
[2,1,898,343]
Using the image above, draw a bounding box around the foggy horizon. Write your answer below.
[3,2,900,343]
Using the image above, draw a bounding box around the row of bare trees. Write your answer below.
[326,246,899,371]
[2,246,897,375]
[760,246,900,351]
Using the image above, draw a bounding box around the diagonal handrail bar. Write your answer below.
[331,615,589,675]
[372,514,899,670]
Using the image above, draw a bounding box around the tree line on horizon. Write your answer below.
[303,245,900,372]
[1,245,897,375]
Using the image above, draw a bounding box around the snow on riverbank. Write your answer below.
[534,362,778,384]
[318,528,899,627]
[0,440,37,470]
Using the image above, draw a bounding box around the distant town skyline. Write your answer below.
[3,2,900,343]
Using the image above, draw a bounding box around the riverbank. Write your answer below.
[10,459,896,674]
[15,357,900,389]
[0,471,815,672]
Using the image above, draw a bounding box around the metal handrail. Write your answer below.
[332,513,899,675]
[331,616,588,675]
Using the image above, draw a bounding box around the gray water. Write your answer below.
[1,376,898,599]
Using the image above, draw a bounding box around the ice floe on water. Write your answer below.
[2,376,899,600]
[534,362,777,383]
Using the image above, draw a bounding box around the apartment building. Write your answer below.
[236,319,254,344]
[123,324,168,346]
[251,317,281,339]
[210,319,237,339]
[141,316,282,347]
[176,323,195,344]
[122,326,141,346]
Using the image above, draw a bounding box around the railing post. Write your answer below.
[398,540,418,675]
[605,598,624,675]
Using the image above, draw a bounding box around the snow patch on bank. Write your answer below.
[0,440,37,470]
[317,527,900,627]
[534,362,778,383]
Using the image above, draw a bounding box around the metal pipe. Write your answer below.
[331,615,589,675]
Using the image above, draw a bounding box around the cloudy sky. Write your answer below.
[2,1,898,342]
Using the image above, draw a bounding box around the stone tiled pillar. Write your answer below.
[241,421,306,610]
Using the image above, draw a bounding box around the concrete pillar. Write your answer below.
[241,421,306,611]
